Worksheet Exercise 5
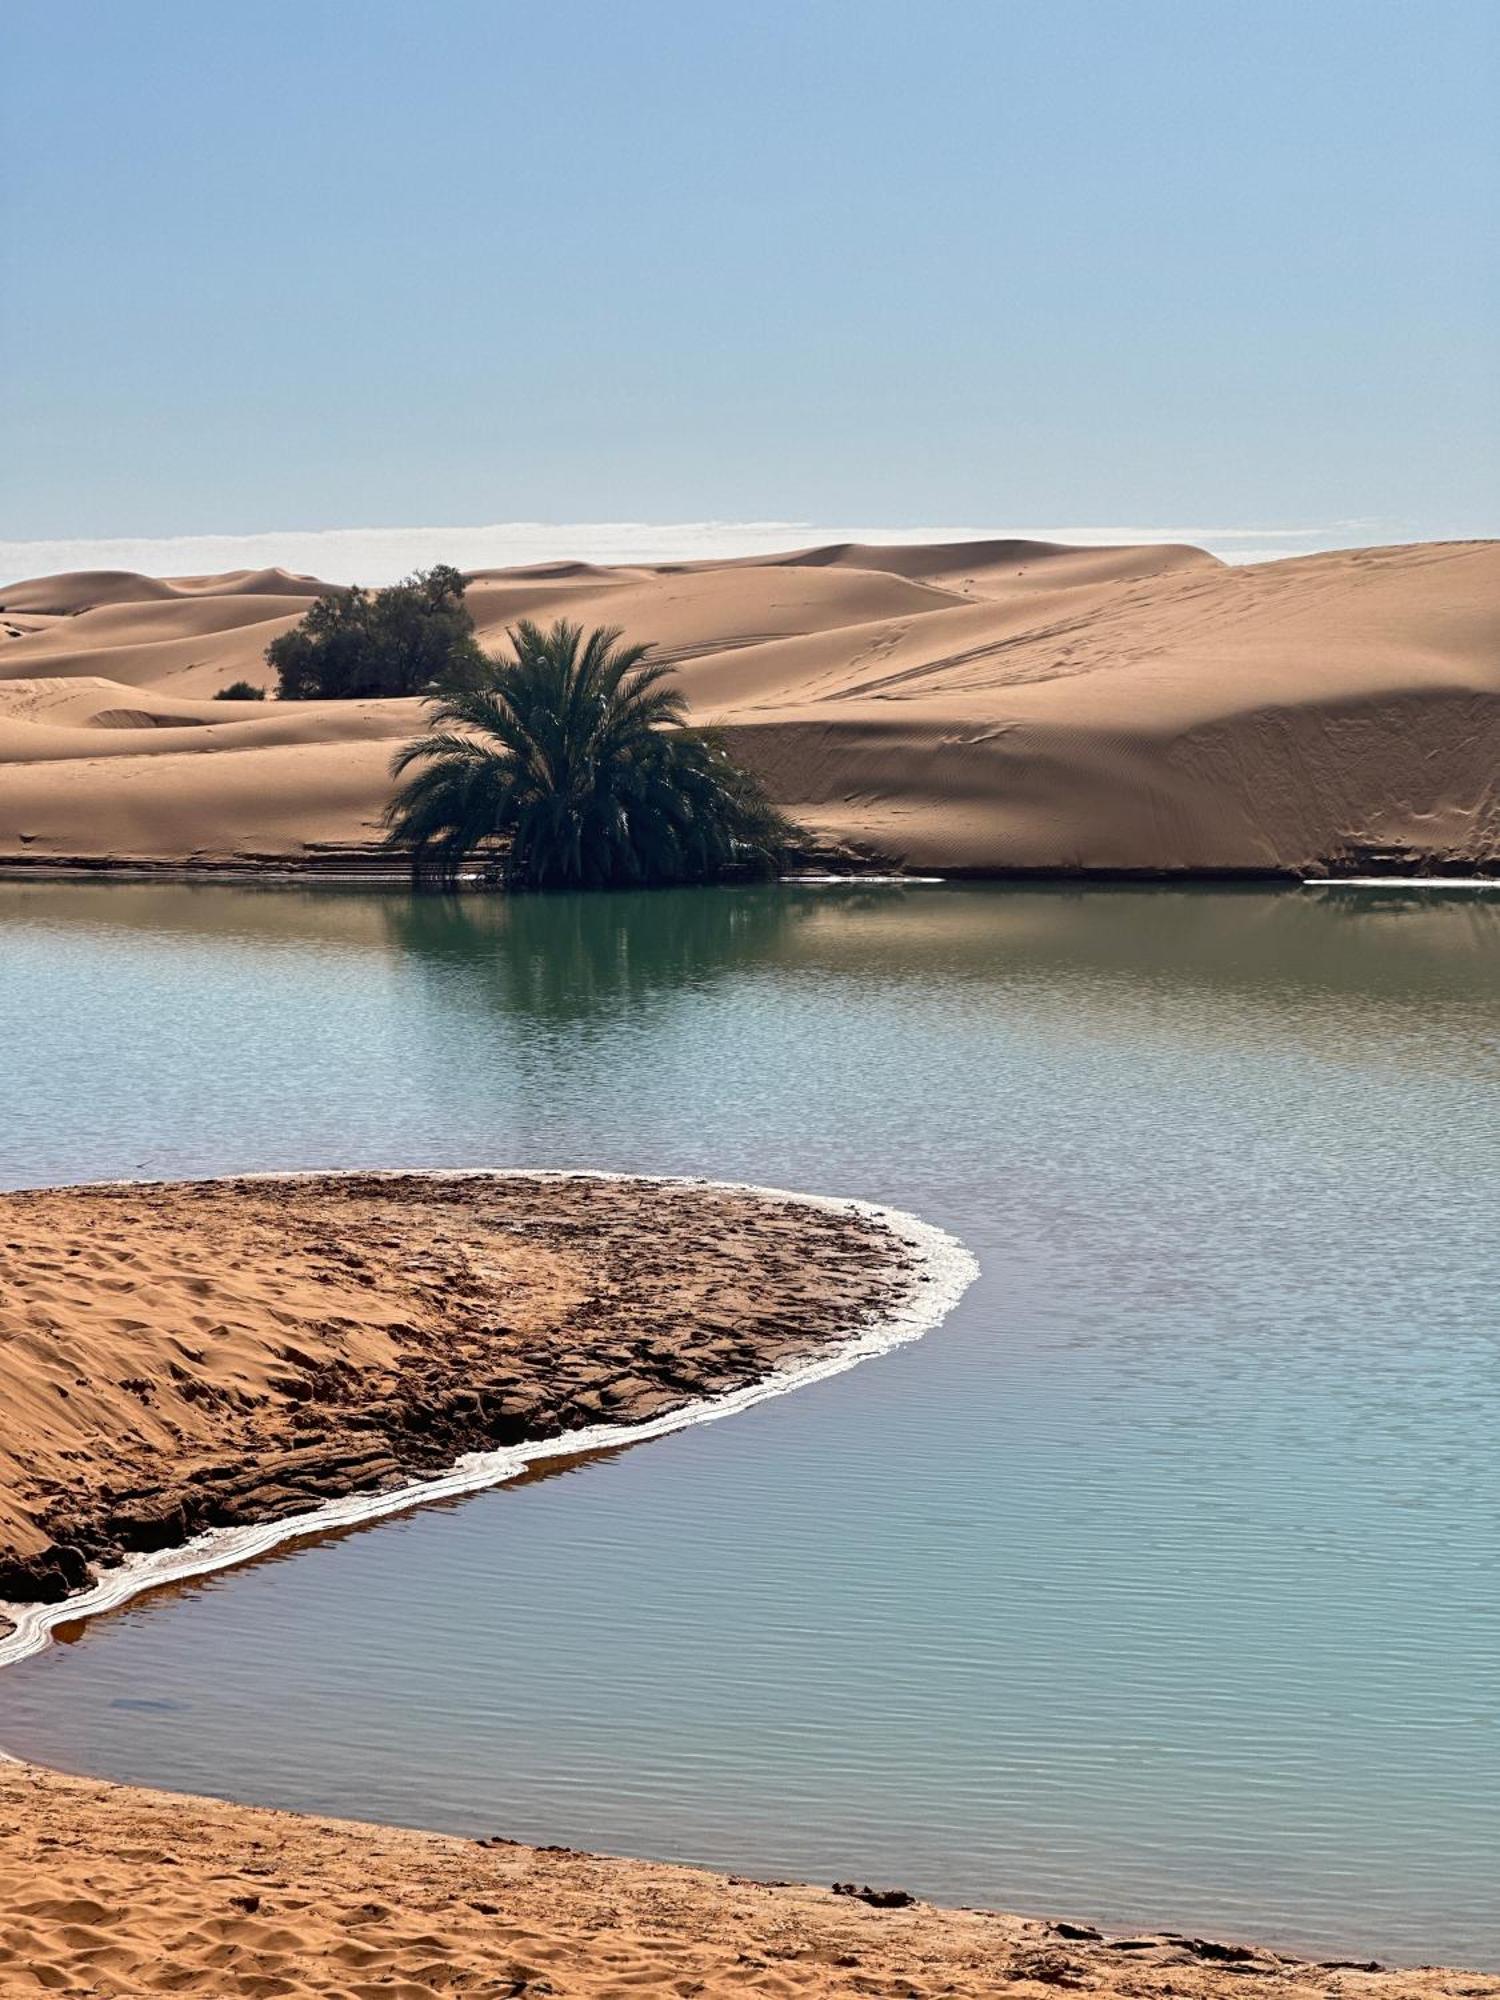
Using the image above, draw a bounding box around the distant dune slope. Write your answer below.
[1,538,1496,872]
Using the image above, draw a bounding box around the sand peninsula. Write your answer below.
[1,1172,1495,1997]
[0,1170,956,1616]
[1,536,1498,879]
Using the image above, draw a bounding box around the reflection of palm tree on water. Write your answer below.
[379,884,823,1031]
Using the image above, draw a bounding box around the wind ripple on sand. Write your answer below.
[4,1761,1494,1998]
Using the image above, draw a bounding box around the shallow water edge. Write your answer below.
[0,1169,978,1674]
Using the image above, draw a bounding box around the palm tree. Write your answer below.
[383,618,797,890]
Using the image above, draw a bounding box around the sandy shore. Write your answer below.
[2,537,1497,876]
[0,1171,920,1612]
[1,1172,1492,1995]
[3,1759,1493,1999]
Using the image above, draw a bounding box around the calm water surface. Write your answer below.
[0,880,1497,1965]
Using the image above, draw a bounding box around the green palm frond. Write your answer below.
[384,617,801,890]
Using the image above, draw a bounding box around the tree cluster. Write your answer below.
[268,565,488,700]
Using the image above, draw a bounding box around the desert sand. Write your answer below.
[3,1760,1495,1999]
[1,537,1497,874]
[0,1172,911,1607]
[1,1175,1494,1994]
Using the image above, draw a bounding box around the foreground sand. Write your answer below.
[0,1172,910,1608]
[1,536,1497,873]
[0,1176,1493,1991]
[3,1761,1493,2000]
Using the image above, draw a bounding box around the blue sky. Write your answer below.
[3,0,1496,564]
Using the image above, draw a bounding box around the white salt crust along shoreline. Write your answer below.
[0,1168,979,1678]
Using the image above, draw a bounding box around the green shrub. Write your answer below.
[215,680,266,701]
[267,564,487,701]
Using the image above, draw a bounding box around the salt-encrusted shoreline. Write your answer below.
[0,1169,976,1660]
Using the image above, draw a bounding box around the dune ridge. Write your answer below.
[3,536,1496,874]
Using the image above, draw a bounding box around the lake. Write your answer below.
[0,878,1496,1966]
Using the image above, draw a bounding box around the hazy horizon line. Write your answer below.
[0,517,1409,589]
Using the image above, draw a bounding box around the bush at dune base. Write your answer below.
[268,565,488,701]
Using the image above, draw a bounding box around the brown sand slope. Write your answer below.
[0,1173,910,1606]
[1,538,1497,871]
[2,1761,1493,1999]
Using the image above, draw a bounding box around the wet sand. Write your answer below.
[1,1172,1491,1995]
[0,1172,916,1609]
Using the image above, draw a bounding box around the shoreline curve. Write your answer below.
[0,1168,978,1673]
[3,1174,1496,1989]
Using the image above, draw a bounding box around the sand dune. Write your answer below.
[1,537,1496,871]
[0,566,328,614]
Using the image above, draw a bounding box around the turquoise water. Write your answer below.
[0,879,1497,1966]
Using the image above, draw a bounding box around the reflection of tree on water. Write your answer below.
[378,884,822,1031]
[379,878,1500,1032]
